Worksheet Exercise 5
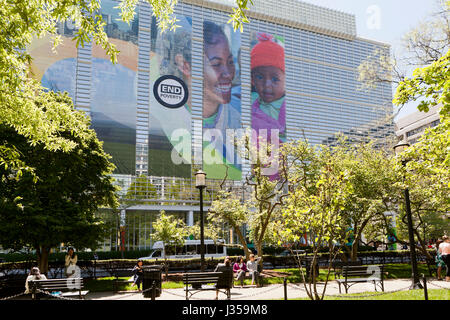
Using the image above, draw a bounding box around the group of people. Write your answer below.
[435,236,450,281]
[21,236,449,298]
[213,254,261,299]
[24,247,78,294]
[215,254,261,287]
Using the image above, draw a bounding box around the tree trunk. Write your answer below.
[36,246,50,275]
[235,226,251,260]
[255,242,264,269]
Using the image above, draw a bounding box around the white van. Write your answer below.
[139,239,227,260]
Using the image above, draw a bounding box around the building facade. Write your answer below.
[29,0,393,251]
[395,104,441,145]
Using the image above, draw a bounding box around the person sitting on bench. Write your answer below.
[246,254,261,286]
[233,256,248,287]
[214,257,232,300]
[25,267,47,294]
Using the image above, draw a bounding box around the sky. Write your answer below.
[299,0,441,120]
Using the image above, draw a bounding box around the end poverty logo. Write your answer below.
[153,75,189,109]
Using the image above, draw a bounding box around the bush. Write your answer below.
[0,250,154,263]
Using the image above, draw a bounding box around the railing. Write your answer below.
[112,174,250,205]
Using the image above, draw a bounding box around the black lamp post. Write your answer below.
[393,140,422,289]
[195,170,207,271]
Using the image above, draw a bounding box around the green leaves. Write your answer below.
[151,211,187,252]
[0,92,118,255]
[394,50,450,118]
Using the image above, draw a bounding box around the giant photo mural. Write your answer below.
[149,15,192,178]
[202,21,242,181]
[250,32,286,179]
[91,0,138,175]
[28,20,78,102]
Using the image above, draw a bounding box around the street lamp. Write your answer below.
[393,140,422,289]
[195,170,207,271]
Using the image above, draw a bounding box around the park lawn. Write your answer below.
[84,277,134,292]
[271,263,432,283]
[293,289,449,300]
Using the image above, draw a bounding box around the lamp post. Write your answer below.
[393,140,422,289]
[195,170,207,271]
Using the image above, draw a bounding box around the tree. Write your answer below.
[333,141,398,261]
[276,143,351,300]
[1,0,253,177]
[358,0,449,116]
[239,132,292,265]
[209,189,252,259]
[389,9,450,253]
[391,112,449,257]
[151,210,187,280]
[124,175,158,205]
[0,92,118,273]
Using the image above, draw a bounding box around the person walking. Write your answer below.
[246,254,262,286]
[233,256,248,287]
[132,259,144,291]
[25,267,47,295]
[435,239,445,280]
[64,247,78,278]
[438,236,450,282]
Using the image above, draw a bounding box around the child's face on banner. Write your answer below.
[203,35,236,116]
[252,66,285,103]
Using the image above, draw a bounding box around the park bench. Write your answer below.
[112,268,135,293]
[235,264,264,287]
[332,260,362,279]
[183,270,233,300]
[29,278,88,300]
[336,265,385,294]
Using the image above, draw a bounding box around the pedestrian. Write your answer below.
[65,247,78,278]
[233,256,248,287]
[214,256,233,299]
[246,254,262,286]
[438,236,450,282]
[132,259,144,291]
[435,239,445,280]
[25,267,47,294]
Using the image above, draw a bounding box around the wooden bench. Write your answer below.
[336,265,385,294]
[29,278,88,300]
[235,264,264,287]
[183,271,233,300]
[112,269,134,293]
[332,260,362,279]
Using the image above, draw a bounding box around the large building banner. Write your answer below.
[90,0,138,175]
[202,21,242,181]
[28,21,78,103]
[149,15,192,178]
[250,32,286,178]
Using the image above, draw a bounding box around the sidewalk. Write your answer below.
[88,279,450,300]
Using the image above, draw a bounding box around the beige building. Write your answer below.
[395,104,441,144]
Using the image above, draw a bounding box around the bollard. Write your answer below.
[151,281,156,301]
[283,277,287,300]
[422,274,428,301]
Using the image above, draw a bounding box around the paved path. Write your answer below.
[88,279,450,300]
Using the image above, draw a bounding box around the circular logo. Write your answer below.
[153,75,189,109]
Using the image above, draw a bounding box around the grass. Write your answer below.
[293,289,449,300]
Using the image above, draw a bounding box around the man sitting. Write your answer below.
[246,254,262,286]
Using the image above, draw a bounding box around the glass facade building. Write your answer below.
[30,0,393,251]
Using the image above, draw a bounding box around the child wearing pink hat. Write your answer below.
[251,33,286,144]
[251,33,286,179]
